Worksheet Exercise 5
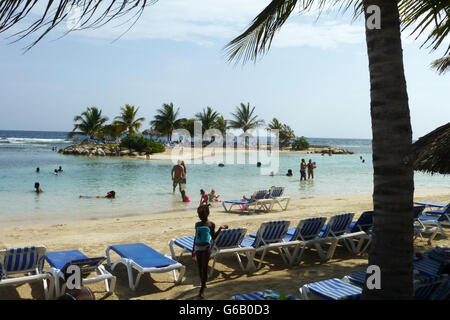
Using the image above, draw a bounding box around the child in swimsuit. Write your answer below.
[192,205,227,299]
[200,189,209,206]
[208,189,220,202]
[181,190,190,202]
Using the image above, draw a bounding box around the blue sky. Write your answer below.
[0,0,448,139]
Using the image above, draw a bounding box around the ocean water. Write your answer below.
[0,130,448,226]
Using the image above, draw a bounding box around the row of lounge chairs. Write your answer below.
[0,243,185,299]
[414,201,450,238]
[222,186,291,214]
[2,201,447,299]
[231,246,450,300]
[170,212,373,274]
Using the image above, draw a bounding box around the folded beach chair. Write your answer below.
[300,274,449,300]
[419,208,449,238]
[168,228,256,276]
[106,243,185,291]
[413,206,439,244]
[222,190,269,214]
[45,249,116,297]
[240,220,291,269]
[258,187,291,212]
[0,246,54,300]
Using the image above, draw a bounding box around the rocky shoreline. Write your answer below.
[306,145,354,155]
[59,142,354,157]
[58,143,145,157]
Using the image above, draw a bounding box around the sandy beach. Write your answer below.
[0,188,448,300]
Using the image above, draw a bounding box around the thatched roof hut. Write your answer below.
[412,122,450,175]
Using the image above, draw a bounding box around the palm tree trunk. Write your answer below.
[362,0,414,299]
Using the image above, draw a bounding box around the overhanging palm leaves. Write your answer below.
[113,104,145,136]
[69,106,108,139]
[228,103,264,132]
[224,0,448,65]
[0,0,155,51]
[430,55,449,74]
[150,103,184,141]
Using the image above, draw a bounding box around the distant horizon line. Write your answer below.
[0,128,373,141]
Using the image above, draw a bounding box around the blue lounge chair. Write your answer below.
[300,274,449,300]
[168,228,255,276]
[106,243,185,291]
[45,249,116,297]
[230,289,281,300]
[247,217,326,265]
[414,201,448,208]
[222,190,269,214]
[419,205,450,238]
[240,220,291,269]
[285,213,358,261]
[413,206,439,243]
[0,246,54,300]
[258,187,291,212]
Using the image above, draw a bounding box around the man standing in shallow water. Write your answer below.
[171,160,185,193]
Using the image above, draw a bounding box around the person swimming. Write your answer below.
[34,182,43,193]
[36,167,40,173]
[79,191,115,199]
[286,169,293,176]
[58,166,63,172]
[53,169,58,175]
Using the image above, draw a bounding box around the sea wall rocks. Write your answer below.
[306,145,354,155]
[59,143,146,157]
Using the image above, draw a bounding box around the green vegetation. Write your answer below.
[267,118,296,147]
[113,104,145,136]
[291,137,310,151]
[120,135,165,153]
[69,107,108,140]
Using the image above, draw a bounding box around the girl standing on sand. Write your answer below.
[192,204,227,299]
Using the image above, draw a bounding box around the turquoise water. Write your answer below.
[0,130,448,225]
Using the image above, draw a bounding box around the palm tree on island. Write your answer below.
[150,103,184,142]
[267,118,296,148]
[69,107,108,140]
[195,106,220,133]
[113,104,145,136]
[228,103,264,133]
[214,115,229,138]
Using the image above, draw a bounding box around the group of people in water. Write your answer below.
[34,166,64,193]
[171,160,220,205]
[34,166,116,199]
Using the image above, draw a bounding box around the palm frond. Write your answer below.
[0,0,156,51]
[399,0,450,54]
[431,55,450,74]
[224,0,360,64]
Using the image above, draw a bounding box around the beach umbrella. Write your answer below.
[411,122,450,175]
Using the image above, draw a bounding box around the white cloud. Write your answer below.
[59,0,365,49]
